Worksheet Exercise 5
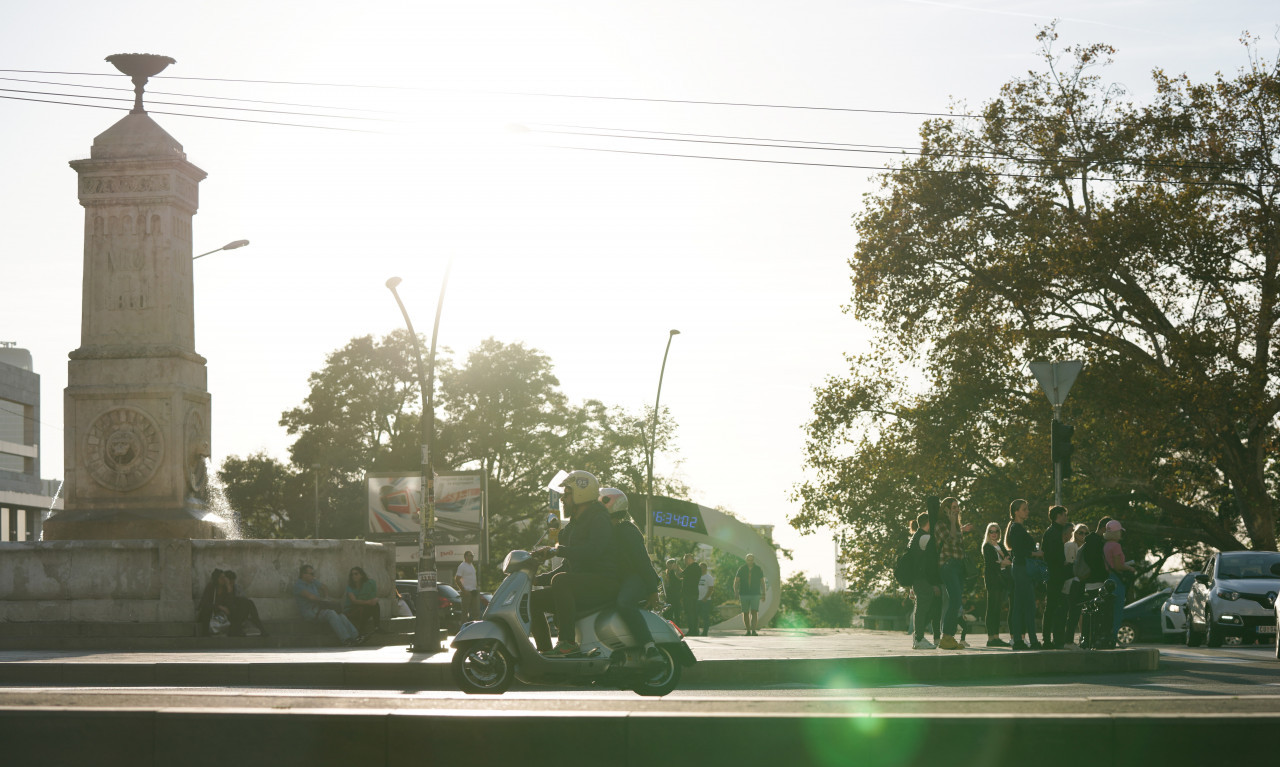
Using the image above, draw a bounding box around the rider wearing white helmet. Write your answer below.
[602,488,662,661]
[531,470,619,655]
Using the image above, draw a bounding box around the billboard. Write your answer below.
[368,471,486,563]
[367,474,422,534]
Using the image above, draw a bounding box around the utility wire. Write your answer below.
[542,144,1258,188]
[0,93,380,133]
[0,85,390,122]
[531,124,1254,174]
[0,75,400,113]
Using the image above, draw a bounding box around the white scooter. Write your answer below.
[450,516,696,696]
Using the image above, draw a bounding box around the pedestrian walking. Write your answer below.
[1041,505,1070,648]
[734,554,767,636]
[1004,499,1043,650]
[982,522,1012,647]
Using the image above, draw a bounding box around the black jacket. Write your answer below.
[552,501,618,578]
[1042,521,1066,581]
[681,562,702,600]
[909,528,941,585]
[614,520,660,592]
[1080,532,1107,583]
[1004,521,1035,562]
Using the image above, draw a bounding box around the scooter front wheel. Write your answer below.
[452,640,515,694]
[632,644,682,697]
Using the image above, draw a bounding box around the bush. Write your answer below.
[866,594,912,616]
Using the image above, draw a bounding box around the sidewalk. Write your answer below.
[0,627,1157,689]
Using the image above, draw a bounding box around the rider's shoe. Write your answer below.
[543,641,580,657]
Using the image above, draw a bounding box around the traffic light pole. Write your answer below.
[1053,405,1063,506]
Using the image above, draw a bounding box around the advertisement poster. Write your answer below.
[367,473,422,534]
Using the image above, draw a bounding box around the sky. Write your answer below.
[2,1,1276,588]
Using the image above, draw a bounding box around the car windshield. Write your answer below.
[1175,573,1197,594]
[1218,553,1280,580]
[1129,589,1171,610]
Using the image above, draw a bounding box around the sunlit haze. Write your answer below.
[3,1,1275,587]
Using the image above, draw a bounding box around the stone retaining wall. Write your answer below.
[0,539,396,625]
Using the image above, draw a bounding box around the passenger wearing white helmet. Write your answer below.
[602,488,662,663]
[530,470,620,656]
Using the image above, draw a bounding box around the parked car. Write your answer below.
[1184,551,1280,647]
[1117,588,1172,646]
[395,580,491,633]
[1160,573,1200,639]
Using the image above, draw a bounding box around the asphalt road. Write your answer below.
[2,643,1277,711]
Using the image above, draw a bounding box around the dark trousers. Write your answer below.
[344,603,379,634]
[616,575,655,645]
[1044,576,1068,644]
[696,600,713,635]
[1064,579,1085,642]
[460,589,480,621]
[984,578,1006,638]
[684,596,701,636]
[224,597,267,636]
[530,572,619,651]
[913,579,939,641]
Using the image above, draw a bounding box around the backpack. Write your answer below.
[893,541,918,588]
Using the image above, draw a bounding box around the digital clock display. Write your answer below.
[652,510,708,535]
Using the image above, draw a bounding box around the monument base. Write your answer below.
[43,511,225,541]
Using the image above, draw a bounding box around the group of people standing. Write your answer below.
[910,495,1136,651]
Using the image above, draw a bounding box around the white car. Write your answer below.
[1185,551,1280,647]
[1161,572,1199,638]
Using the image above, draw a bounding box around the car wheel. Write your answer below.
[1116,621,1137,647]
[1185,613,1204,647]
[451,639,515,694]
[1205,608,1223,648]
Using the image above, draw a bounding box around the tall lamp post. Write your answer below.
[193,239,250,260]
[386,265,452,654]
[645,329,681,553]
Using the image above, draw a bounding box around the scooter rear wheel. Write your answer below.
[631,644,681,697]
[452,640,514,694]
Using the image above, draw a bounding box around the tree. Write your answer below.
[771,572,819,629]
[793,28,1280,593]
[216,452,311,539]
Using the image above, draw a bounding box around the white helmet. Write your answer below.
[600,487,629,518]
[558,470,600,505]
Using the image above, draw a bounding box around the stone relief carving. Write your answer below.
[84,407,164,492]
[81,175,171,195]
[184,408,210,496]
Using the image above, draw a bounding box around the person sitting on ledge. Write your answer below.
[292,564,363,646]
[220,571,269,637]
[343,566,380,635]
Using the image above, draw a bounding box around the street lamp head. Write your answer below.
[669,329,681,336]
[223,239,250,250]
[385,276,403,291]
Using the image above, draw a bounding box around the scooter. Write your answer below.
[450,516,696,696]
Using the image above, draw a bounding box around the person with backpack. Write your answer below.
[982,522,1012,647]
[907,498,943,650]
[1077,517,1112,648]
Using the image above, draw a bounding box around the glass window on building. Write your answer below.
[0,398,28,473]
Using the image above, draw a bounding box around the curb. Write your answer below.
[0,648,1156,690]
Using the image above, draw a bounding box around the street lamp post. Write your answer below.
[193,239,250,260]
[386,265,452,654]
[645,329,681,553]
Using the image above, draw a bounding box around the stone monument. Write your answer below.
[43,54,218,541]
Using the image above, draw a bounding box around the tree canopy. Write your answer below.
[218,333,684,580]
[793,28,1280,592]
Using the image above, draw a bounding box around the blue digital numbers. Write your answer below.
[652,510,708,535]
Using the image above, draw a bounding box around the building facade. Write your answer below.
[0,343,61,541]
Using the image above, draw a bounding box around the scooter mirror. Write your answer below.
[547,512,561,530]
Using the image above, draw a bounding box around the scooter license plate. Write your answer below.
[1257,625,1277,634]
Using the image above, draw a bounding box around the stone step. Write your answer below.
[0,617,421,650]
